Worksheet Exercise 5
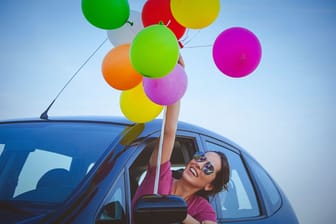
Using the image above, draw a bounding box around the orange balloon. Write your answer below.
[102,44,143,90]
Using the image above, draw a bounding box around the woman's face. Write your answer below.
[182,152,222,190]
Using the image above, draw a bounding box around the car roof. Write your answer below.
[0,116,245,153]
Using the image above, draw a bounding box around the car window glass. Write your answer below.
[206,142,260,219]
[0,144,4,156]
[86,162,95,173]
[96,172,126,223]
[14,149,71,197]
[245,155,281,215]
[107,173,126,210]
[0,122,126,204]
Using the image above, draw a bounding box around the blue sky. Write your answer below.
[1,0,336,223]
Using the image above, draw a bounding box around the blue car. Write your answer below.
[0,117,299,223]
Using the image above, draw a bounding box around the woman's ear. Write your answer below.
[204,183,213,192]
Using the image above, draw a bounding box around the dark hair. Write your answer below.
[196,151,230,197]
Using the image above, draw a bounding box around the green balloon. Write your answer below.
[130,24,179,78]
[81,0,130,30]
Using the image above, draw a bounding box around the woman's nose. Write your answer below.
[195,160,206,170]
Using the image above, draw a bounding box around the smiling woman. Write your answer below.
[131,101,230,224]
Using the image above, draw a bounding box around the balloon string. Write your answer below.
[184,44,213,48]
[127,20,134,26]
[180,29,201,47]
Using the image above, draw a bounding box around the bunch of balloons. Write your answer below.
[81,0,262,123]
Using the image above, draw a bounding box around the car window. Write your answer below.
[205,142,260,220]
[244,155,281,215]
[0,121,127,204]
[96,171,127,223]
[0,144,4,156]
[14,149,71,197]
[105,171,126,210]
[129,137,196,199]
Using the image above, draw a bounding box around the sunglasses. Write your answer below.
[193,152,215,175]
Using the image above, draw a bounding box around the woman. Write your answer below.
[132,58,230,224]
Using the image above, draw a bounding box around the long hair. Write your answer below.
[210,151,230,192]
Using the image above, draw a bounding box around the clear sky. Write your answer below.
[1,0,335,223]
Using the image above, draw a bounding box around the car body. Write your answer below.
[0,116,299,223]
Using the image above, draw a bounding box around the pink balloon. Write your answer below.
[143,64,188,105]
[212,27,262,78]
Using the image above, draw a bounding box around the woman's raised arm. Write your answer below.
[149,55,184,167]
[149,100,180,166]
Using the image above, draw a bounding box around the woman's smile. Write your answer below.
[189,166,199,177]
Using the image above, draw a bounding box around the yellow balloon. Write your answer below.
[120,83,163,123]
[171,0,220,29]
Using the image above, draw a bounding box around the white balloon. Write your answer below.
[107,10,144,46]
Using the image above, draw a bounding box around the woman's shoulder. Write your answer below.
[188,195,217,221]
[189,194,211,207]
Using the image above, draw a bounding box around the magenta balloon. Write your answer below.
[143,64,188,105]
[212,27,262,78]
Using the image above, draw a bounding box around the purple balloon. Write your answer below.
[143,64,188,105]
[212,27,262,78]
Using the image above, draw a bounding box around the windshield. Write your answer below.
[0,121,126,220]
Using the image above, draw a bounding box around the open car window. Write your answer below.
[129,136,197,199]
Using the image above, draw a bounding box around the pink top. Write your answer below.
[132,161,217,222]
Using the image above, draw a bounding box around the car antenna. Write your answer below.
[40,38,108,120]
